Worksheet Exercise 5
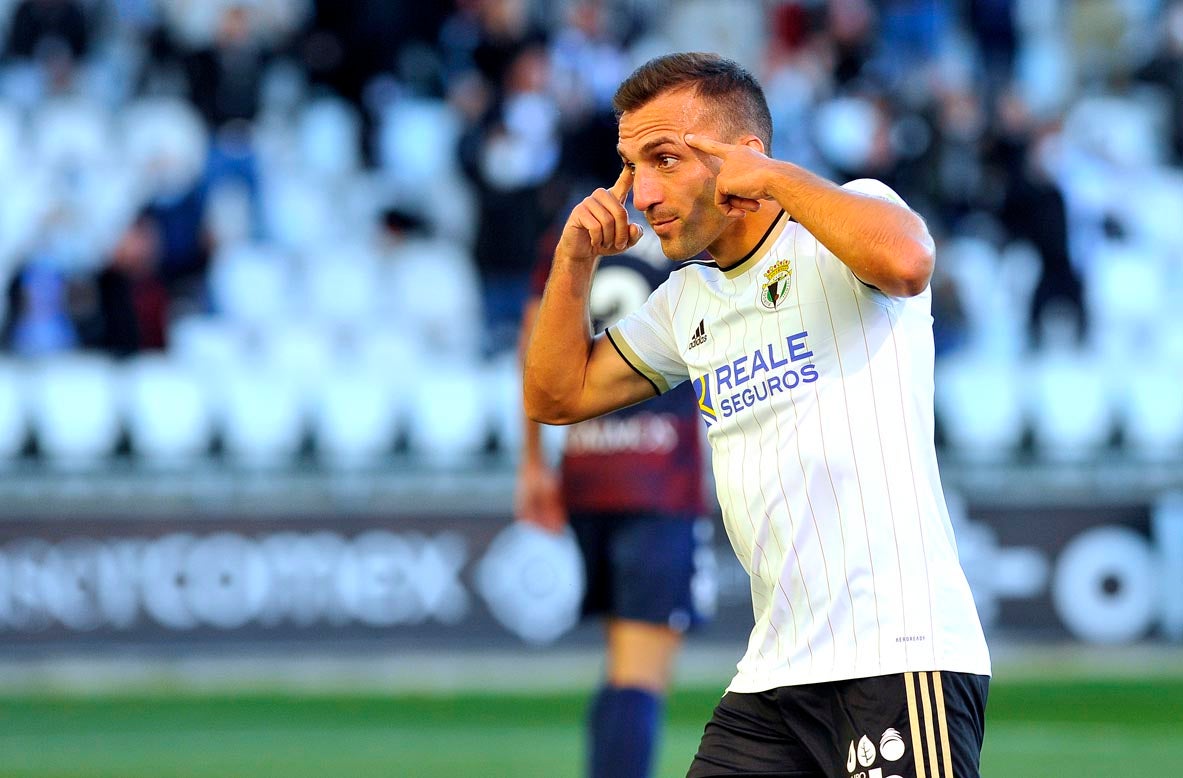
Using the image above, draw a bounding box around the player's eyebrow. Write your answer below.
[617,135,681,163]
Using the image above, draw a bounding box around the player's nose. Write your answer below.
[630,169,661,212]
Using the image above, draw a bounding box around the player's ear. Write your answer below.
[739,135,766,154]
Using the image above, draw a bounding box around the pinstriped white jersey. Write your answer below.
[606,179,990,692]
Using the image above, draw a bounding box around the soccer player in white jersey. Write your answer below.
[523,52,990,778]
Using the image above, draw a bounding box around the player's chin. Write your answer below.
[659,238,700,262]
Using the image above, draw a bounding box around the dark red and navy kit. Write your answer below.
[530,248,712,630]
[529,251,704,518]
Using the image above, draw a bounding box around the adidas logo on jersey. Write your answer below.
[689,319,708,349]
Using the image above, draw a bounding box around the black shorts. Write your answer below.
[687,671,989,778]
[570,511,713,631]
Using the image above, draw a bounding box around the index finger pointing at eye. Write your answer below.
[609,166,633,202]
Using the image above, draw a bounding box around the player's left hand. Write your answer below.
[684,133,775,218]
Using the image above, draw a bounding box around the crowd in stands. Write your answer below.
[0,0,1179,468]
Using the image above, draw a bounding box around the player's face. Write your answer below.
[617,88,732,261]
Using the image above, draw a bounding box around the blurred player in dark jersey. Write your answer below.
[516,218,714,778]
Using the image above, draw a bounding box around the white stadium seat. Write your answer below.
[33,98,111,171]
[404,360,489,467]
[169,315,249,374]
[0,359,28,463]
[121,355,214,467]
[261,172,335,250]
[258,321,337,396]
[383,237,483,360]
[377,98,462,190]
[298,97,362,180]
[28,356,121,469]
[1028,352,1113,462]
[1119,365,1183,460]
[935,352,1025,461]
[118,97,208,195]
[484,353,523,457]
[300,244,381,329]
[1085,241,1165,360]
[0,102,23,178]
[218,366,306,469]
[209,243,293,327]
[311,366,400,469]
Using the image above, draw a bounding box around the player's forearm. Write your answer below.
[517,298,548,463]
[763,162,934,297]
[522,254,598,424]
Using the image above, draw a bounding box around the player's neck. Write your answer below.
[707,206,783,269]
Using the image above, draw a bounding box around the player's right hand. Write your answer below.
[514,458,568,534]
[556,167,644,262]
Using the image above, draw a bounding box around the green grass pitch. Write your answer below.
[0,678,1179,777]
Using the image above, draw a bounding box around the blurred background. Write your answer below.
[0,0,1179,776]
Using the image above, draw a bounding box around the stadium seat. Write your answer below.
[404,360,489,467]
[298,97,362,180]
[208,243,293,328]
[261,172,334,250]
[217,366,306,469]
[28,356,121,469]
[934,351,1025,461]
[33,98,111,172]
[0,102,22,178]
[1119,364,1183,460]
[1028,351,1113,461]
[1120,169,1183,254]
[484,353,523,457]
[1085,241,1165,360]
[0,166,51,271]
[376,98,462,191]
[0,359,28,464]
[311,365,400,469]
[382,237,483,360]
[169,315,249,374]
[205,180,254,248]
[121,355,214,467]
[258,321,337,397]
[939,237,1024,357]
[118,97,208,195]
[300,243,381,329]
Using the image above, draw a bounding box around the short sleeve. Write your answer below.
[842,177,908,207]
[816,178,916,304]
[604,280,689,395]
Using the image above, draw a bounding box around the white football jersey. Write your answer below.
[606,179,990,692]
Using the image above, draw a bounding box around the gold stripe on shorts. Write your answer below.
[904,672,927,778]
[933,672,955,778]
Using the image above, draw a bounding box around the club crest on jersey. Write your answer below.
[759,259,792,310]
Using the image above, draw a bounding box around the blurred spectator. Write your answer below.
[184,4,270,129]
[551,0,632,189]
[0,0,1173,470]
[967,0,1017,93]
[826,0,876,87]
[459,41,560,354]
[2,0,90,98]
[990,90,1085,347]
[4,0,89,62]
[1134,1,1183,164]
[144,177,210,315]
[76,211,169,356]
[2,262,78,357]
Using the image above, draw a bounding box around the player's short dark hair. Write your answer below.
[612,52,773,149]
